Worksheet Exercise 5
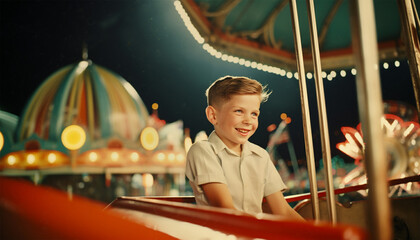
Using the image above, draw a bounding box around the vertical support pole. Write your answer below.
[397,0,420,120]
[289,0,320,221]
[349,0,392,239]
[306,0,337,224]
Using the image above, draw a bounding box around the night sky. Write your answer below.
[0,0,417,163]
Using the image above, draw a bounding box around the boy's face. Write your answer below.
[207,94,261,154]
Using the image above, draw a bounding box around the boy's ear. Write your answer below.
[205,106,217,125]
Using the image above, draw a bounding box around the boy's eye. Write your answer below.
[252,112,259,117]
[234,109,243,113]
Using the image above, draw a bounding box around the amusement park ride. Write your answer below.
[1,0,420,239]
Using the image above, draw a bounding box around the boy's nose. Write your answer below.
[243,115,253,124]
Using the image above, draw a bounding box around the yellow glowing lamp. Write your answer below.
[140,127,159,151]
[61,125,86,150]
[0,131,4,152]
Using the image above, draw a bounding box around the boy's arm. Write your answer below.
[266,191,305,221]
[201,182,237,210]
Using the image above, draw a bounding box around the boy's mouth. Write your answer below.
[236,128,250,136]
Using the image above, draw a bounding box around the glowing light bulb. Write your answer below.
[152,103,159,110]
[27,154,35,164]
[7,155,17,165]
[89,152,98,162]
[47,153,57,164]
[61,125,86,150]
[0,132,4,152]
[157,153,165,161]
[130,152,140,162]
[111,152,119,161]
[176,153,184,162]
[280,113,287,120]
[168,153,175,162]
[140,127,159,151]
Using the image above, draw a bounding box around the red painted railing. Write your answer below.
[0,177,176,239]
[109,196,367,239]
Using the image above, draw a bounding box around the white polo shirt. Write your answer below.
[185,131,287,214]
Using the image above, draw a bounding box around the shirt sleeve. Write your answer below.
[263,152,287,196]
[185,141,227,186]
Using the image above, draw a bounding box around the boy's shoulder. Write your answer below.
[188,139,215,154]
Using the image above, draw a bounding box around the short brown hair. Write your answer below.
[205,76,271,107]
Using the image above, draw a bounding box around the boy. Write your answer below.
[186,76,303,220]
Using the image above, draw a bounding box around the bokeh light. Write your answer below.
[61,125,86,150]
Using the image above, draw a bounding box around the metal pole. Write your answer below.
[397,0,420,121]
[349,1,392,239]
[289,0,320,221]
[305,0,337,224]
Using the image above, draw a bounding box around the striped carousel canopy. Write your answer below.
[15,60,149,151]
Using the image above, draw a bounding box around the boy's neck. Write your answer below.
[213,131,243,155]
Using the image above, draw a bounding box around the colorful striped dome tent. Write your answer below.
[0,60,185,170]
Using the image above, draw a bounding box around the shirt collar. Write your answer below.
[208,131,265,157]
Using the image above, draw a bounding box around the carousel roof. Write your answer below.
[15,60,149,151]
[179,0,418,71]
[0,59,188,171]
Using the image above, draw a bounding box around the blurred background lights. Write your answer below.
[280,113,287,120]
[168,153,175,162]
[157,152,165,162]
[27,154,35,164]
[89,152,98,162]
[140,127,159,151]
[383,62,389,69]
[130,152,140,162]
[267,124,277,132]
[111,151,119,161]
[142,173,154,188]
[61,125,86,151]
[174,1,204,44]
[47,153,57,164]
[0,132,4,152]
[176,153,184,162]
[7,155,17,166]
[152,103,159,110]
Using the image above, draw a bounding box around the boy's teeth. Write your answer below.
[237,129,248,133]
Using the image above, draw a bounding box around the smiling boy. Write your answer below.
[186,76,303,220]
